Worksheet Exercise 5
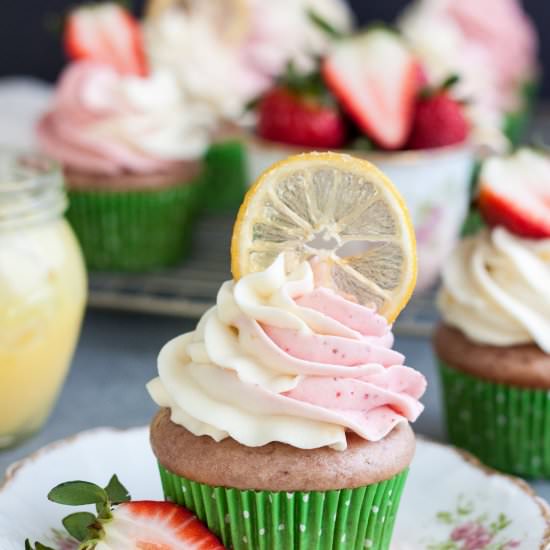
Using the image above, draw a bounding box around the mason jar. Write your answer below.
[0,151,87,448]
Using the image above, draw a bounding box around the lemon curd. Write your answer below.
[0,153,86,448]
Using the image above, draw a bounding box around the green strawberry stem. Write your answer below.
[26,475,131,549]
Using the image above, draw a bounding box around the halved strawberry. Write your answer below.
[100,501,224,549]
[25,475,224,550]
[64,3,147,76]
[322,28,420,150]
[478,149,550,239]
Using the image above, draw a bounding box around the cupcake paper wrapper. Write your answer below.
[159,464,408,550]
[439,360,550,478]
[66,177,203,272]
[204,140,248,212]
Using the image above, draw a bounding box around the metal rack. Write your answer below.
[88,213,439,337]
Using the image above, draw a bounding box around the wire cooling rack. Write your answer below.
[88,213,439,337]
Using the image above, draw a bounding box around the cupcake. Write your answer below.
[435,148,550,477]
[398,0,538,147]
[143,0,353,211]
[37,3,215,271]
[246,27,474,291]
[147,152,427,549]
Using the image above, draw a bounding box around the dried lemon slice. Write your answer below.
[231,152,417,322]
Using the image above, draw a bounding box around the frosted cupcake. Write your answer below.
[398,0,538,147]
[37,3,214,271]
[144,0,353,211]
[148,152,426,549]
[435,149,550,477]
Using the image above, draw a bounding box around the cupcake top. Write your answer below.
[398,0,537,150]
[37,62,214,176]
[399,0,537,113]
[438,149,550,353]
[143,0,353,120]
[438,228,550,353]
[148,152,426,451]
[36,3,215,177]
[148,255,426,450]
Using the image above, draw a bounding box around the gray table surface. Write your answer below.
[1,309,549,503]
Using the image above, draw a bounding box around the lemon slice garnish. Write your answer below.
[231,152,417,323]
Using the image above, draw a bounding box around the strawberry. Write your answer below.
[322,28,420,150]
[25,475,223,550]
[478,149,550,239]
[406,89,469,150]
[257,87,347,148]
[64,3,147,76]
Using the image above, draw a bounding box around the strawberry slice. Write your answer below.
[64,3,147,76]
[322,29,419,150]
[478,149,550,239]
[102,501,224,549]
[25,475,224,550]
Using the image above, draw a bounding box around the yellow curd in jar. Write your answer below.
[0,218,86,446]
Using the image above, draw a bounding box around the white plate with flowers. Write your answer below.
[0,427,548,549]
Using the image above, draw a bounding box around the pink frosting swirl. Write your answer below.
[148,255,426,449]
[37,61,213,176]
[446,0,537,96]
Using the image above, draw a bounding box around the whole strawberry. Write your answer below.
[257,66,347,149]
[407,78,470,150]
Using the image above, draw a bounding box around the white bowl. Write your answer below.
[245,138,474,292]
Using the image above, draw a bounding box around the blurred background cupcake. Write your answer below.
[143,0,353,211]
[434,148,550,478]
[36,3,215,272]
[398,0,539,149]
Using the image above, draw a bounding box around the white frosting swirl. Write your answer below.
[37,62,214,175]
[438,228,550,353]
[144,0,353,119]
[148,255,425,451]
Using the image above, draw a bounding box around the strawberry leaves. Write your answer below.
[105,473,131,504]
[28,475,131,549]
[62,512,98,543]
[48,481,108,506]
[24,541,55,550]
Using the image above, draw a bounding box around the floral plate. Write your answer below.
[0,428,549,549]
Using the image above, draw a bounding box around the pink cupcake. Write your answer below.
[37,3,214,271]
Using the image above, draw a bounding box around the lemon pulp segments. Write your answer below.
[231,153,417,322]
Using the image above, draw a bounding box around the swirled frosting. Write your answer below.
[147,255,426,450]
[438,228,550,353]
[399,0,537,150]
[37,61,214,175]
[144,0,352,119]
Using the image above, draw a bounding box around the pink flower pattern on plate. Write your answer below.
[428,496,522,550]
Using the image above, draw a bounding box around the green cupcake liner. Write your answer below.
[204,140,248,212]
[439,360,550,478]
[159,464,408,550]
[66,176,203,272]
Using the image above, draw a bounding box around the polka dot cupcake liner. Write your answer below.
[158,463,408,550]
[203,140,248,212]
[439,360,550,478]
[66,176,203,272]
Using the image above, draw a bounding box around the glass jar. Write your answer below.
[0,151,87,448]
